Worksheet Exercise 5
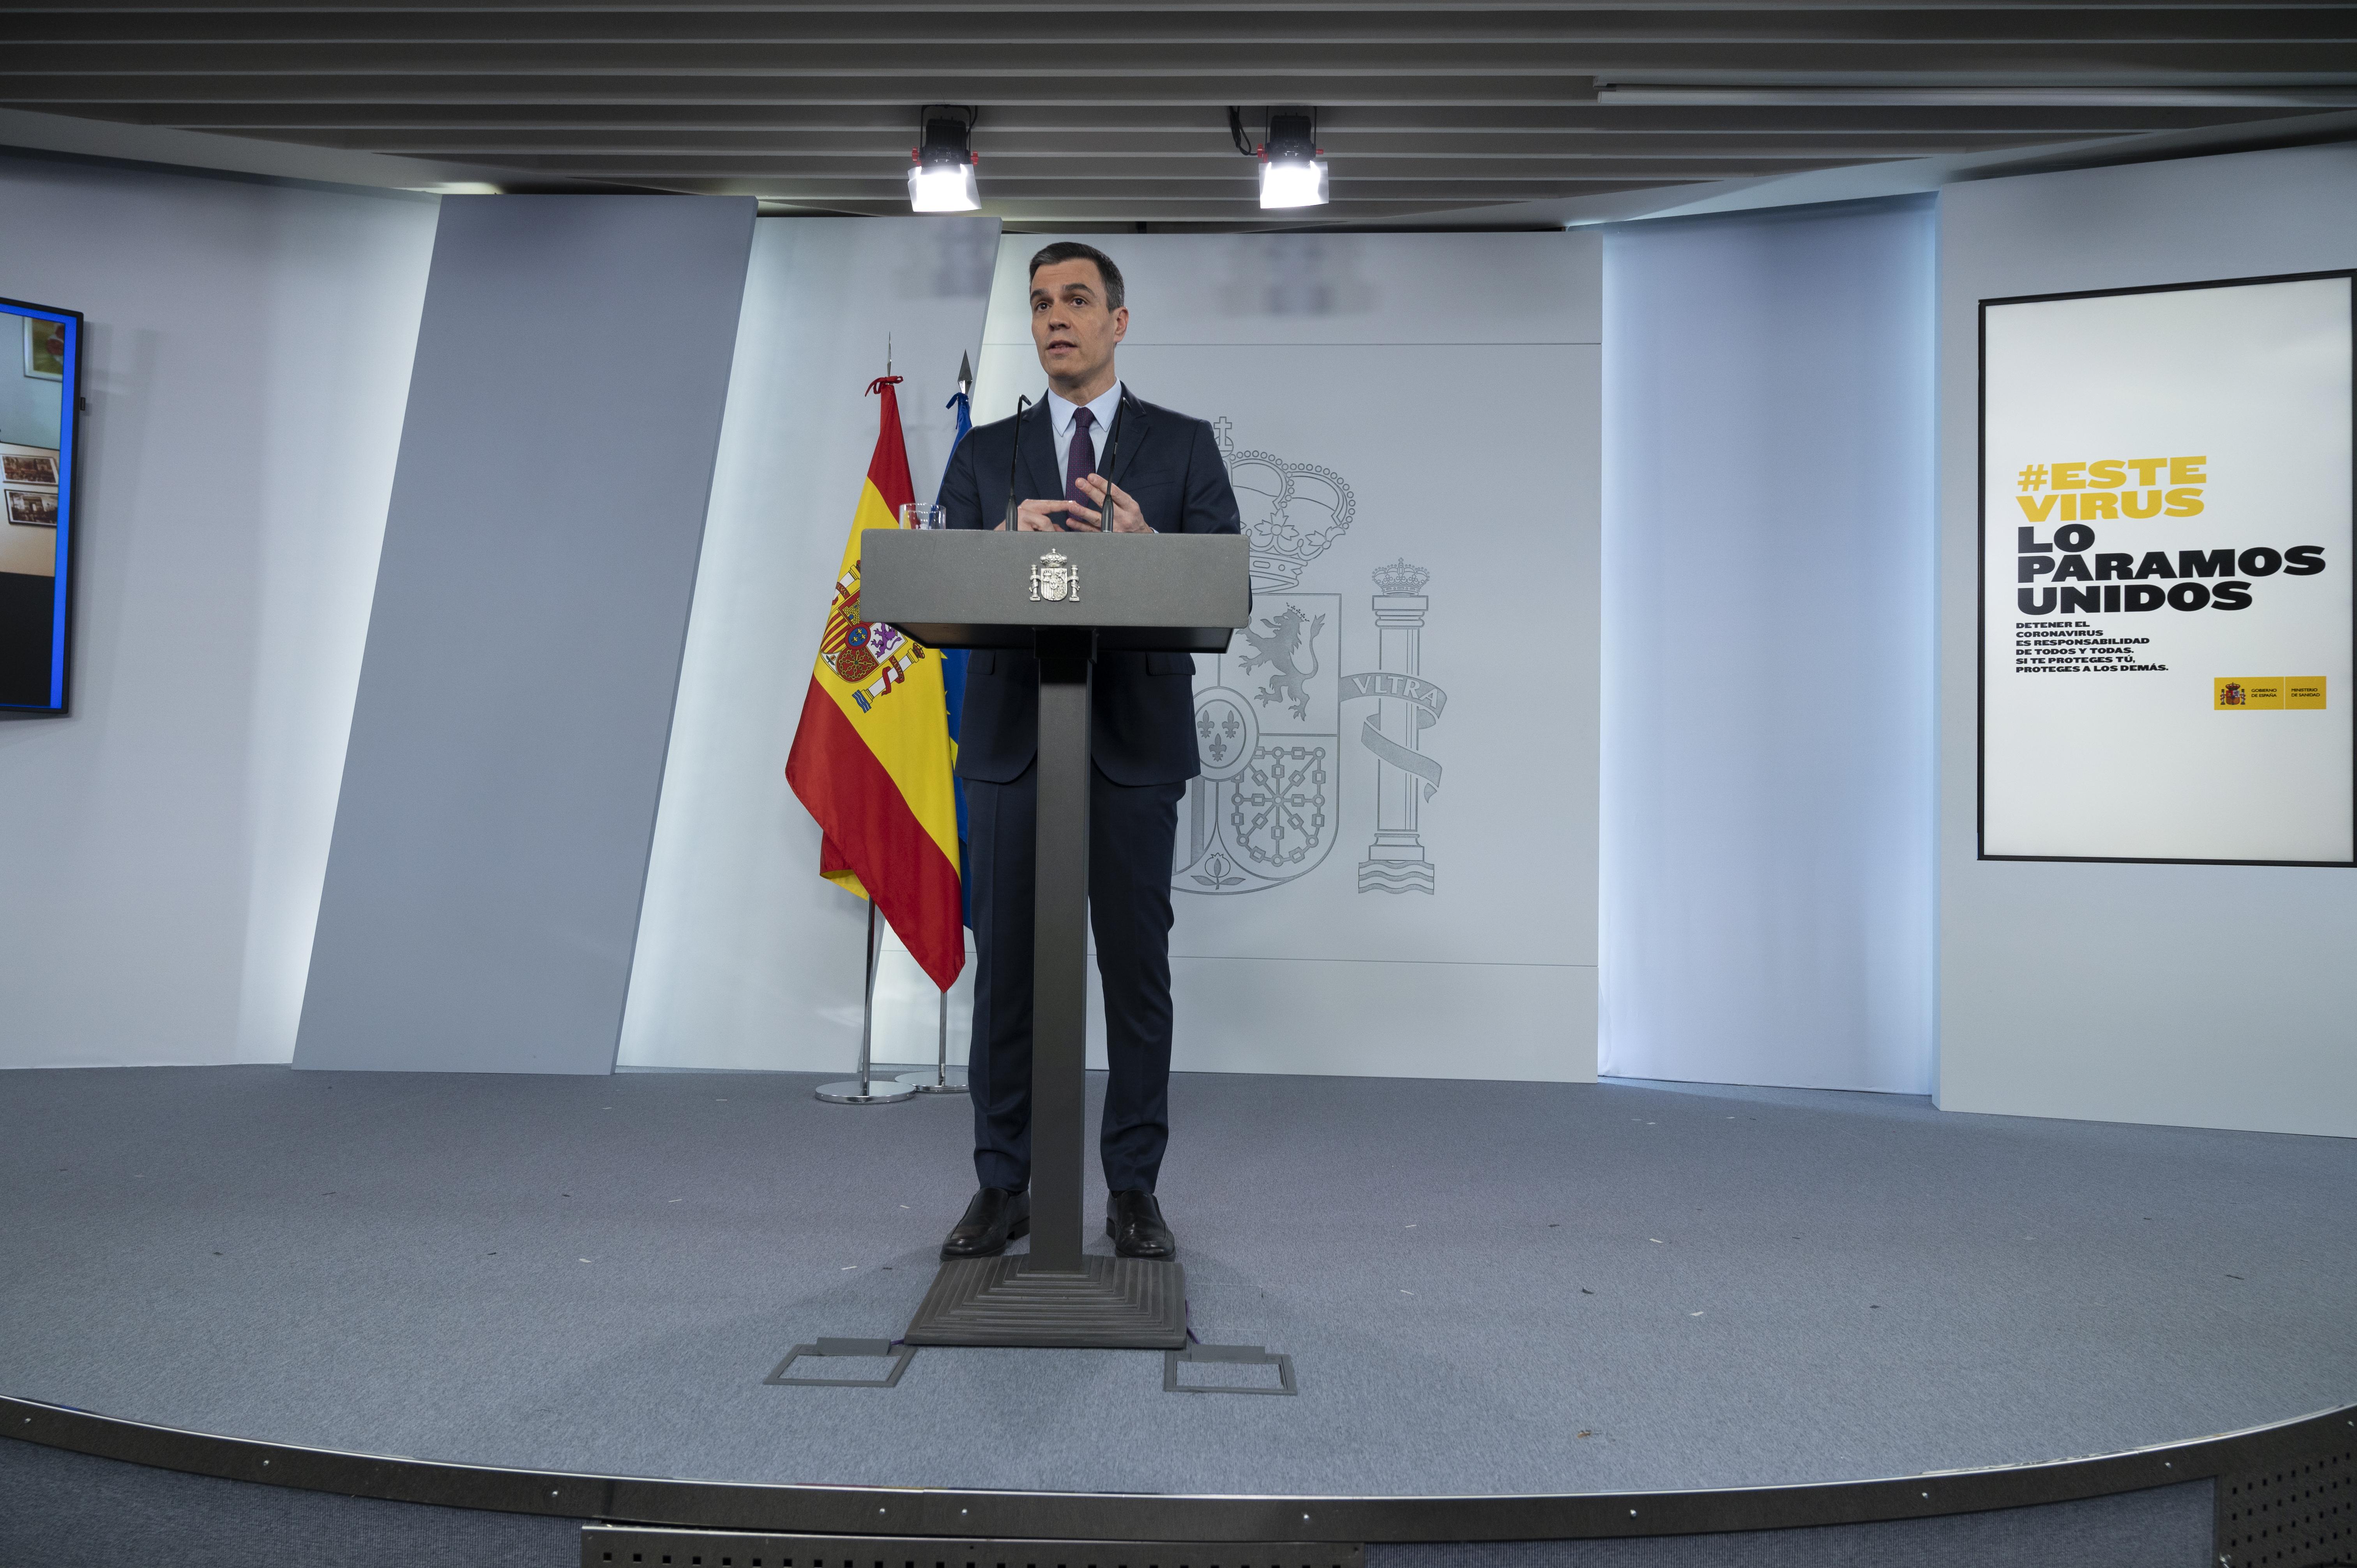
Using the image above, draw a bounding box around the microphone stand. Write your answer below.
[1091,387,1127,531]
[1003,395,1031,530]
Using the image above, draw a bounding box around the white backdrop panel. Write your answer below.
[1599,198,1937,1094]
[629,229,1599,1081]
[0,155,435,1068]
[981,232,1601,1082]
[1083,959,1592,1081]
[617,217,998,1073]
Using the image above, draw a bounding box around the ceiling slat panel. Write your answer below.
[11,74,2354,107]
[2,5,2350,42]
[305,131,2104,155]
[9,43,2357,75]
[56,102,2314,132]
[0,2,2348,228]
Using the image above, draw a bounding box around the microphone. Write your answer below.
[1002,394,1031,531]
[1093,386,1128,531]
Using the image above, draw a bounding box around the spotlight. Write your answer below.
[1256,108,1327,210]
[908,107,979,213]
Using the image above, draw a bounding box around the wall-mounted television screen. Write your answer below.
[0,296,80,713]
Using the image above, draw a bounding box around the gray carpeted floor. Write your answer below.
[0,1065,2349,1502]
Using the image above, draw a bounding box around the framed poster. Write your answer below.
[1979,272,2354,866]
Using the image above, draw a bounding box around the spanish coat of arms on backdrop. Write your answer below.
[1177,419,1449,897]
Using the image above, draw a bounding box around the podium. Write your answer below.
[860,528,1250,1349]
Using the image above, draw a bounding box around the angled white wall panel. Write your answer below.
[618,217,1000,1074]
[296,195,756,1075]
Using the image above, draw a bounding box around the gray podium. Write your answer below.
[860,528,1249,1349]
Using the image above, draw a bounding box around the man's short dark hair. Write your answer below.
[1027,241,1125,310]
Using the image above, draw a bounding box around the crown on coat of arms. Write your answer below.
[1371,558,1430,597]
[1214,417,1355,591]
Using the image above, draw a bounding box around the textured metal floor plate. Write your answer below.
[583,1527,1362,1568]
[764,1339,916,1388]
[903,1255,1186,1348]
[1165,1343,1296,1396]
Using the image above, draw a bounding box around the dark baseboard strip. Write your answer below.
[582,1529,1366,1568]
[4,1393,2352,1546]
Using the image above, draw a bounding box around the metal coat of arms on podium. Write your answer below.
[1028,548,1077,602]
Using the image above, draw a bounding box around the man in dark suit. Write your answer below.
[935,241,1242,1262]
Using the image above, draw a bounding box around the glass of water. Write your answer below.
[899,501,945,530]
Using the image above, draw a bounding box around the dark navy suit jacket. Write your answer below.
[940,387,1244,786]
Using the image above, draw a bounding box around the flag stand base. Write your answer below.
[897,991,967,1093]
[816,902,915,1105]
[815,1080,915,1105]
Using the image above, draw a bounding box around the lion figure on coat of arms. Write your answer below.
[1238,603,1325,722]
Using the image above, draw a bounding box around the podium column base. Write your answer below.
[903,1255,1186,1349]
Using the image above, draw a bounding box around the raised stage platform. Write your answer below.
[0,1065,2350,1566]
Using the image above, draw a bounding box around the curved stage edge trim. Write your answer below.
[5,1392,2352,1546]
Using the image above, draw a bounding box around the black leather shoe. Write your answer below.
[1106,1190,1176,1260]
[940,1188,1029,1259]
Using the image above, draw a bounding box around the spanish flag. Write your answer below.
[784,376,965,991]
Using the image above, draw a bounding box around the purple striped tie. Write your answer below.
[1064,406,1097,513]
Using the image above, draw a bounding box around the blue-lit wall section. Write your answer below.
[1600,196,1938,1093]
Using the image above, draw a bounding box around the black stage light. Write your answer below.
[909,106,980,212]
[1230,106,1329,210]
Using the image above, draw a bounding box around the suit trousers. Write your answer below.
[965,760,1183,1195]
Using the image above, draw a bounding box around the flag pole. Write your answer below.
[901,982,967,1094]
[899,344,974,1098]
[817,899,914,1105]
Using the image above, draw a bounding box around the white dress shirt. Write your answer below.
[1048,380,1122,484]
